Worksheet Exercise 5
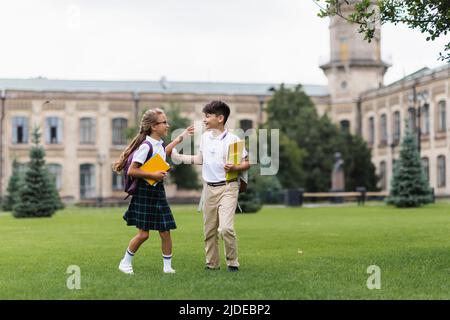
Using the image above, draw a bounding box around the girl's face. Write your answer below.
[151,113,170,138]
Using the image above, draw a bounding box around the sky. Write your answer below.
[1,0,448,86]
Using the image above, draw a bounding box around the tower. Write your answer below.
[320,1,390,134]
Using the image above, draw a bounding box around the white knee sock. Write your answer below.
[123,248,135,265]
[162,254,172,270]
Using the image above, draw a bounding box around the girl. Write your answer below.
[112,108,193,275]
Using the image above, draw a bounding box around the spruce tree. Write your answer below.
[13,126,62,218]
[2,159,23,211]
[386,127,433,207]
[237,166,262,213]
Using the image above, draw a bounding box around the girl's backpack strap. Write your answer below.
[142,140,154,162]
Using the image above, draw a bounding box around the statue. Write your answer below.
[331,152,345,202]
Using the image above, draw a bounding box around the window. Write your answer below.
[392,111,401,143]
[112,172,124,191]
[45,117,63,144]
[17,163,28,178]
[438,100,446,132]
[112,118,128,145]
[408,107,416,132]
[437,155,446,188]
[421,104,430,134]
[80,164,96,199]
[80,117,96,144]
[340,120,350,132]
[380,114,387,145]
[12,116,29,144]
[368,117,375,145]
[379,161,387,190]
[239,119,253,133]
[47,164,62,190]
[421,157,429,184]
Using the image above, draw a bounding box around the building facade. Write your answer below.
[0,81,329,202]
[1,13,449,202]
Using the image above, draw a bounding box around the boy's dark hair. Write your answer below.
[203,100,231,124]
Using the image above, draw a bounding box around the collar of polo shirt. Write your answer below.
[146,135,163,145]
[208,129,228,140]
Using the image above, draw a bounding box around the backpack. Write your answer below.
[123,140,153,199]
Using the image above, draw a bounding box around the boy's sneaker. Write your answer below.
[163,267,176,274]
[118,259,134,275]
[227,266,239,272]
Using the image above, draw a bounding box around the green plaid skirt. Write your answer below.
[123,179,176,231]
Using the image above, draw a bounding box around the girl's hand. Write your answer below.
[152,171,168,181]
[224,163,236,172]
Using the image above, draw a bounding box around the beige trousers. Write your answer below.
[203,181,239,268]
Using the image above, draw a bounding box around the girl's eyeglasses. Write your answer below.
[156,121,169,125]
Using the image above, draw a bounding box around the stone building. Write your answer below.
[0,9,449,202]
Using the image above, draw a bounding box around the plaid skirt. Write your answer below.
[123,179,176,231]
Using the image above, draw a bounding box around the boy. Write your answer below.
[171,100,250,271]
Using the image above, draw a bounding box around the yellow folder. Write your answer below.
[139,153,171,186]
[226,140,244,181]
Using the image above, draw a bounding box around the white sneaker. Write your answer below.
[119,259,134,275]
[163,267,176,274]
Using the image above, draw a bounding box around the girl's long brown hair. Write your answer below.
[112,108,164,173]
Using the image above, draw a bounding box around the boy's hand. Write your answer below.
[224,163,236,172]
[177,125,195,143]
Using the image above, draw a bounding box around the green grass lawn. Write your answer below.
[0,202,449,300]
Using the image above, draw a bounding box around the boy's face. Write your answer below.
[203,113,224,130]
[152,113,170,137]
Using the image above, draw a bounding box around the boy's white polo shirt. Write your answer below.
[132,135,166,164]
[199,129,248,183]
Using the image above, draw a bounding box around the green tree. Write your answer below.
[316,0,450,62]
[265,84,378,191]
[337,129,379,191]
[386,126,433,207]
[13,127,63,218]
[2,159,23,211]
[165,104,200,190]
[237,166,263,213]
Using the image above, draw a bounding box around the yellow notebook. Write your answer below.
[226,140,244,181]
[140,153,171,186]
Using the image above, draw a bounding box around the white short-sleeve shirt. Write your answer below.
[199,129,248,183]
[132,135,166,164]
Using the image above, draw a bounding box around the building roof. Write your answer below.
[0,77,329,97]
[385,64,450,87]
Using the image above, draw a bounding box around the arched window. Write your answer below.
[421,157,429,183]
[47,164,62,190]
[80,164,96,199]
[380,114,387,145]
[340,120,350,132]
[45,117,63,144]
[112,118,128,145]
[408,107,416,132]
[437,155,446,187]
[438,100,446,132]
[392,111,401,143]
[12,116,29,144]
[368,117,375,145]
[421,103,430,134]
[112,172,124,191]
[80,117,96,144]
